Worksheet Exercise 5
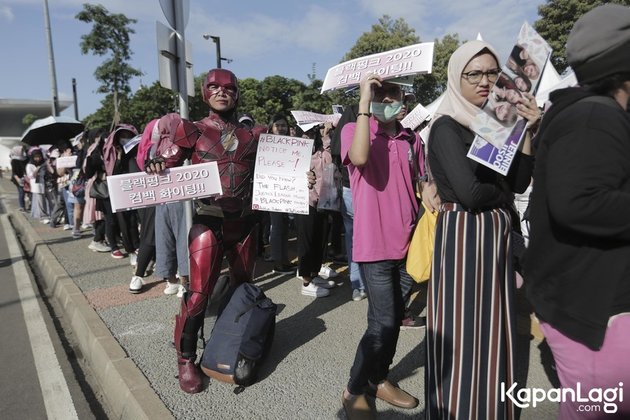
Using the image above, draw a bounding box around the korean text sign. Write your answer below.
[252,134,314,215]
[107,162,222,213]
[320,43,434,93]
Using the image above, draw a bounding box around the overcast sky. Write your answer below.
[0,0,544,120]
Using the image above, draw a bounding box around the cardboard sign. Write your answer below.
[252,134,314,215]
[56,156,78,169]
[107,162,222,212]
[320,42,434,93]
[401,103,431,130]
[290,110,341,131]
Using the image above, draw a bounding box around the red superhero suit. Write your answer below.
[148,69,265,393]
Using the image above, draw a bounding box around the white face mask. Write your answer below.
[370,101,403,123]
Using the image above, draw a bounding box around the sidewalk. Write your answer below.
[0,178,558,419]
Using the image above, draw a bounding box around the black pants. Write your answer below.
[135,206,156,277]
[116,210,140,253]
[295,206,330,278]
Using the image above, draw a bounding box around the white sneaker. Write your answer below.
[177,285,187,298]
[311,276,336,289]
[129,276,145,293]
[40,218,50,224]
[164,281,180,295]
[88,240,111,253]
[63,224,73,231]
[129,252,138,267]
[318,265,339,279]
[301,282,330,298]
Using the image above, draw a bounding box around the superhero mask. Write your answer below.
[202,69,239,104]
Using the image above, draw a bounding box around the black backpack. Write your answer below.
[200,283,276,390]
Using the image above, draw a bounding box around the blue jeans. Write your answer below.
[341,187,364,291]
[16,185,25,210]
[347,259,413,394]
[155,202,189,278]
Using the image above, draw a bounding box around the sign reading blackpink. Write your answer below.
[320,43,434,93]
[252,134,314,215]
[107,162,222,213]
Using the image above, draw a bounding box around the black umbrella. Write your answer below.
[21,115,84,145]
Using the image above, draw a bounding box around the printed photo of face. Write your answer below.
[514,76,530,92]
[494,102,512,122]
[523,62,540,79]
[494,86,522,105]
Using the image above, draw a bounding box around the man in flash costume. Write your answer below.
[146,68,265,393]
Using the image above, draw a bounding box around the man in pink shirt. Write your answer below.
[340,74,438,419]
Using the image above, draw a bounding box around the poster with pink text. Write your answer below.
[107,162,222,212]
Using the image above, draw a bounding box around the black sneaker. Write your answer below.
[273,263,296,274]
[400,316,426,330]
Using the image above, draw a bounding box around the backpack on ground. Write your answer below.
[200,282,276,389]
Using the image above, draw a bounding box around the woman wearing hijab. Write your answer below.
[425,40,540,419]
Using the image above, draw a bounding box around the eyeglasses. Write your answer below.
[461,69,501,85]
[206,84,237,98]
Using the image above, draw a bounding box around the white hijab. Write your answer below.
[434,40,500,129]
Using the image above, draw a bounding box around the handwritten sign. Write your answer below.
[56,156,77,169]
[321,42,434,93]
[401,103,431,130]
[252,134,314,215]
[107,162,222,212]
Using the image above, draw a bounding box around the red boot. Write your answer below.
[178,357,203,393]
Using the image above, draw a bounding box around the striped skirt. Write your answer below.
[425,204,516,420]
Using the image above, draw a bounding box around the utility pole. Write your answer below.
[72,78,79,120]
[43,0,60,116]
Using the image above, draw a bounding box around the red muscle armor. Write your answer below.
[192,117,260,214]
[153,114,200,168]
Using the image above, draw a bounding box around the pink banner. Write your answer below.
[107,162,222,212]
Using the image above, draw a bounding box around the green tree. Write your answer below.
[292,79,334,116]
[325,16,420,110]
[22,114,39,129]
[413,33,460,105]
[123,82,179,130]
[330,15,454,107]
[534,0,630,73]
[76,3,143,126]
[188,74,210,121]
[342,15,419,61]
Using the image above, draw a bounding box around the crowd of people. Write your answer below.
[9,5,630,419]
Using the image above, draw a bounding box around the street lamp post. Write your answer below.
[202,34,233,69]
